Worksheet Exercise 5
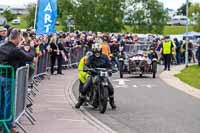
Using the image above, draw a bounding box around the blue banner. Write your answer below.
[36,0,57,35]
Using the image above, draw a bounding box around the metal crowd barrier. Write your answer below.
[0,65,15,133]
[62,46,84,68]
[14,65,36,133]
[35,52,51,77]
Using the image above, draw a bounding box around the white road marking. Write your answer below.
[132,85,137,88]
[113,79,130,85]
[119,80,125,85]
[115,85,128,88]
[146,85,152,88]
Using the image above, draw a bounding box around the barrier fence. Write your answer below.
[0,46,84,133]
[0,65,15,133]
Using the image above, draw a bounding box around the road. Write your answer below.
[73,67,200,133]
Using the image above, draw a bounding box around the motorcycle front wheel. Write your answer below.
[98,86,109,114]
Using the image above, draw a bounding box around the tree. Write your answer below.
[2,10,16,22]
[94,0,125,32]
[25,4,36,28]
[177,2,192,16]
[194,17,200,32]
[189,3,200,16]
[124,0,167,34]
[58,0,125,32]
[58,0,75,31]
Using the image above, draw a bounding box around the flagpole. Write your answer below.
[34,0,39,30]
[185,0,189,67]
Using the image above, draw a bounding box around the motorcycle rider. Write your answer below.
[75,43,116,109]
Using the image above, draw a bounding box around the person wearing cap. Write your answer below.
[0,28,35,133]
[196,39,200,66]
[0,27,7,46]
[160,36,174,71]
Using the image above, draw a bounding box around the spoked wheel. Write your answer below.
[98,86,108,114]
[119,62,124,78]
[90,90,98,109]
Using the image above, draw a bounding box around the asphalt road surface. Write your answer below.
[73,67,200,133]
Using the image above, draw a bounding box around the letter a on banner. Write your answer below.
[36,0,57,35]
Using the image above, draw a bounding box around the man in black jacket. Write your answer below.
[0,28,35,133]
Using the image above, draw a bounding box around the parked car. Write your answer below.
[0,16,7,26]
[11,18,20,25]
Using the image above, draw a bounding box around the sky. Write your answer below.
[0,0,199,10]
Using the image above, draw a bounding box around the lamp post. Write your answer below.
[185,0,189,67]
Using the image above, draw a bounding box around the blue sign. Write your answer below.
[36,0,57,35]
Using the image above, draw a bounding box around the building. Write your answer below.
[0,5,28,15]
[10,6,28,15]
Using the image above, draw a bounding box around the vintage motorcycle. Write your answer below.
[85,68,113,114]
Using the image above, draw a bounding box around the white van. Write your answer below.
[168,15,189,25]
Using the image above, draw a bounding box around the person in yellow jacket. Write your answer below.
[160,36,174,71]
[76,51,93,108]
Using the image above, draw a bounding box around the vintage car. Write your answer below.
[119,49,157,78]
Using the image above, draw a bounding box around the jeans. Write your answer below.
[176,52,181,65]
[0,76,13,129]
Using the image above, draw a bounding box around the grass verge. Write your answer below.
[123,25,194,35]
[176,65,200,89]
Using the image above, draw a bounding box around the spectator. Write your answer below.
[174,38,181,65]
[49,34,66,75]
[196,39,200,66]
[160,36,174,71]
[0,28,35,133]
[0,27,7,46]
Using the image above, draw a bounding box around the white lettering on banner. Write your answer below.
[44,24,51,33]
[44,2,52,13]
[44,14,52,24]
[43,2,53,33]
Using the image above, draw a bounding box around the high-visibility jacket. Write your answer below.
[101,42,111,60]
[78,56,89,84]
[172,42,176,55]
[163,41,172,55]
[35,45,40,54]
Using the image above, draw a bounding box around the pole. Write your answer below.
[185,0,189,67]
[68,24,71,33]
[34,0,39,30]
